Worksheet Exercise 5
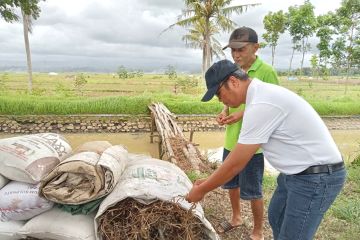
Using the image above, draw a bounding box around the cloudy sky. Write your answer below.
[0,0,343,73]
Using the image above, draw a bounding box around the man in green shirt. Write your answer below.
[216,27,278,240]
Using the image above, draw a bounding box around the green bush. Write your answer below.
[74,73,88,95]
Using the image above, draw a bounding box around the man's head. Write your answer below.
[223,26,258,50]
[201,60,249,106]
[223,27,259,70]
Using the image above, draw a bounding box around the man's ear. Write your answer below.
[228,76,239,87]
[253,43,260,52]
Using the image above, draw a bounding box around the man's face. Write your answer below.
[231,43,258,68]
[216,77,242,108]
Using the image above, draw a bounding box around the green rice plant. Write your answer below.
[0,95,152,115]
[31,87,47,96]
[310,101,360,115]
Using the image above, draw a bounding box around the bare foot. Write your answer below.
[250,231,264,240]
[230,216,243,228]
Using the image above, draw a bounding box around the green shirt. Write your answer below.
[224,57,279,151]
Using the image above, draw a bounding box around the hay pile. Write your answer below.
[98,198,211,240]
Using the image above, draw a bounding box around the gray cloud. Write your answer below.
[0,0,342,73]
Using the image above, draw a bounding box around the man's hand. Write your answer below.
[185,183,206,203]
[216,108,229,125]
[221,111,244,125]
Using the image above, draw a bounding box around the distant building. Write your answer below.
[48,72,58,76]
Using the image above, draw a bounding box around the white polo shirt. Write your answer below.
[238,79,342,174]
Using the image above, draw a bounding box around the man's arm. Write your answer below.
[186,143,261,203]
[222,110,244,125]
[217,104,244,125]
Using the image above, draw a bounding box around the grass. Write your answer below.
[188,165,360,240]
[261,163,360,240]
[314,163,360,239]
[1,72,360,115]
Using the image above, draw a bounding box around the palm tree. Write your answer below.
[181,18,226,75]
[21,9,33,93]
[164,0,260,75]
[0,1,43,94]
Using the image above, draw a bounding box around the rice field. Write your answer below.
[0,72,359,115]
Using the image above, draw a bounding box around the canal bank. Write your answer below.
[1,115,360,134]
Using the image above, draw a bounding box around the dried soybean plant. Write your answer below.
[98,197,211,240]
[149,102,212,173]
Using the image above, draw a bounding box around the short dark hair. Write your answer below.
[222,70,249,90]
[231,70,249,81]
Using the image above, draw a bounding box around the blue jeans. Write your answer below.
[268,168,346,240]
[222,148,264,200]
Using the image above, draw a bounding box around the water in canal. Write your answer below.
[1,130,359,164]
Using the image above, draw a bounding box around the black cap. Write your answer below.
[201,60,238,102]
[222,27,258,50]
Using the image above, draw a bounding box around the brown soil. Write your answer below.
[201,188,273,240]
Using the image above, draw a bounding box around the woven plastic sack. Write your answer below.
[0,181,53,221]
[0,220,24,240]
[17,207,96,240]
[0,133,72,183]
[0,174,9,189]
[95,154,219,240]
[40,143,128,204]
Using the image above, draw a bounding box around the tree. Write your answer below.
[353,28,360,69]
[0,0,44,94]
[74,73,87,95]
[181,18,225,69]
[117,65,129,79]
[288,40,301,76]
[316,13,337,70]
[310,54,319,78]
[331,37,347,72]
[0,0,42,22]
[287,0,317,76]
[335,0,360,81]
[164,0,260,75]
[262,10,287,66]
[22,9,33,93]
[165,65,177,80]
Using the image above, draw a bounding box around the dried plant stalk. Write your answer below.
[98,198,211,240]
[149,103,211,173]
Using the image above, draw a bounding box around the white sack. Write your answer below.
[0,174,9,189]
[0,181,53,221]
[95,155,219,240]
[40,144,128,204]
[17,207,96,240]
[0,133,72,183]
[0,220,25,240]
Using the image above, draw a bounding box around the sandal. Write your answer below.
[216,220,241,234]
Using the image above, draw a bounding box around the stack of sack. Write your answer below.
[0,133,219,240]
[0,133,72,239]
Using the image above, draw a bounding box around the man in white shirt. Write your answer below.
[186,60,346,240]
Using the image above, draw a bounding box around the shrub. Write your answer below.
[74,73,88,95]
